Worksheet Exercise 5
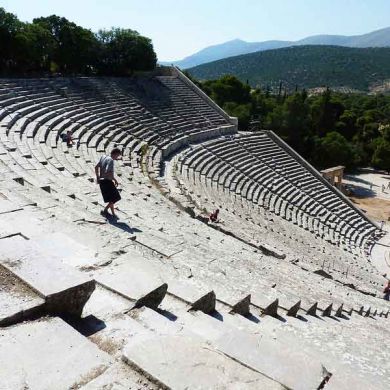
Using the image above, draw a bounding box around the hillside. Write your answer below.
[160,39,292,68]
[164,26,390,68]
[187,45,390,92]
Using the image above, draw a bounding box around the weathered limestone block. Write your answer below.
[123,334,282,389]
[262,298,279,318]
[287,300,301,317]
[0,236,95,317]
[189,291,216,314]
[322,304,333,317]
[230,294,251,316]
[133,283,168,310]
[335,304,344,317]
[0,317,112,390]
[0,264,45,327]
[307,302,318,316]
[259,244,286,259]
[356,306,364,316]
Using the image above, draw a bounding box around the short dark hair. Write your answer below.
[111,148,122,156]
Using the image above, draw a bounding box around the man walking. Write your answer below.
[95,148,122,219]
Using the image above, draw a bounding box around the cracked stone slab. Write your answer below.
[123,334,283,389]
[93,252,168,307]
[0,317,112,390]
[0,236,95,316]
[80,362,158,390]
[0,264,45,326]
[185,311,328,390]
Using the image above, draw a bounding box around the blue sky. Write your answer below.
[1,0,390,61]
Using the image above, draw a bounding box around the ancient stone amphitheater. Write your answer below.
[0,67,389,389]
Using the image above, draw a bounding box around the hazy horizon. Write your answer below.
[1,0,390,61]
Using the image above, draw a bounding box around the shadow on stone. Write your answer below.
[296,314,308,322]
[156,308,178,322]
[244,313,260,324]
[210,310,224,322]
[107,217,143,235]
[63,314,106,337]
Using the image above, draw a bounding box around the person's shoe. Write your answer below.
[100,210,109,217]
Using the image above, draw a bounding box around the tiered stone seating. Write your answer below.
[0,71,235,172]
[1,68,390,389]
[172,135,387,286]
[177,132,380,254]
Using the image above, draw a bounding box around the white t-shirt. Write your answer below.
[98,155,114,180]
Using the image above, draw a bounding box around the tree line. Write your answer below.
[0,7,156,76]
[191,74,390,172]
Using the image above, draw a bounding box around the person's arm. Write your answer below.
[95,161,101,183]
[108,159,118,186]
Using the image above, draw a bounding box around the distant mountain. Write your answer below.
[187,45,390,93]
[162,27,390,69]
[160,39,292,68]
[297,27,390,48]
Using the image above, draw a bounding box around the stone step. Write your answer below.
[80,362,158,389]
[0,264,45,326]
[0,236,95,317]
[0,317,112,390]
[122,332,283,389]
[131,305,325,389]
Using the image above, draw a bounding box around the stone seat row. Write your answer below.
[0,141,381,299]
[180,162,369,259]
[175,170,382,285]
[0,76,231,159]
[179,140,375,256]
[179,132,375,247]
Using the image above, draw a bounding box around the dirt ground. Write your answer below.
[350,196,390,222]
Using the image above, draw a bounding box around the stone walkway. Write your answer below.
[344,169,390,202]
[345,169,390,282]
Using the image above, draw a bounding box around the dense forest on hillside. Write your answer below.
[0,7,156,75]
[188,45,390,93]
[190,74,390,172]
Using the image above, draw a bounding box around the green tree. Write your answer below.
[313,131,358,169]
[0,7,22,72]
[203,75,251,107]
[337,110,357,140]
[311,89,344,136]
[372,139,390,172]
[33,15,99,74]
[13,23,55,73]
[223,102,251,130]
[96,28,156,75]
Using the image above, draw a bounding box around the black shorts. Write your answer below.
[99,179,121,203]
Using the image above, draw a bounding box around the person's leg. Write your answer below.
[109,202,115,215]
[103,203,110,213]
[108,202,117,217]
